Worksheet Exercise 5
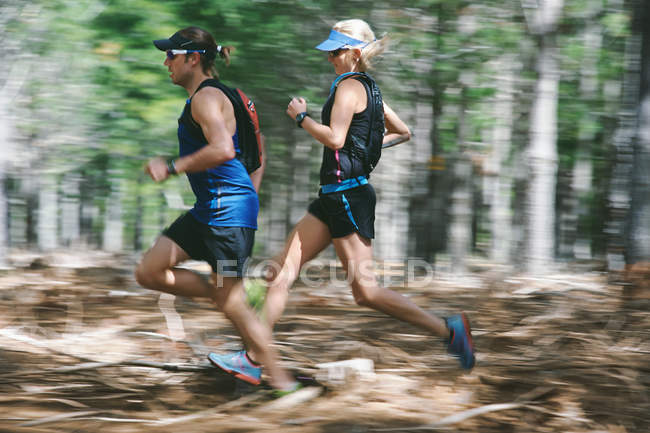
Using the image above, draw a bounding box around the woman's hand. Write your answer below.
[287,97,307,119]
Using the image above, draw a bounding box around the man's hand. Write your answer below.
[145,157,171,182]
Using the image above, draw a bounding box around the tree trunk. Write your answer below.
[525,0,563,274]
[407,51,436,260]
[133,173,144,251]
[448,153,473,275]
[557,13,602,261]
[484,55,517,264]
[0,100,10,267]
[448,88,473,275]
[289,129,312,228]
[103,176,124,252]
[627,0,650,264]
[0,147,7,268]
[0,6,30,263]
[418,5,451,263]
[263,135,292,257]
[373,144,411,261]
[37,174,58,251]
[607,33,641,270]
[60,173,81,248]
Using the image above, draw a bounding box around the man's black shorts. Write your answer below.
[307,183,375,239]
[162,212,255,277]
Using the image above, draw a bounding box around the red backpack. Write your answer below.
[234,88,263,173]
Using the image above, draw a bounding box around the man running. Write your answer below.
[135,26,298,393]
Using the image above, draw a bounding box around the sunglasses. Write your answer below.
[328,48,349,57]
[166,49,206,60]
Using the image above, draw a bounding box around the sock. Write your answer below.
[245,352,261,367]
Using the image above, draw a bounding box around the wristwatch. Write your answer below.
[295,112,310,128]
[166,159,178,176]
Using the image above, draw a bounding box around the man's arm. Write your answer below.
[248,134,266,192]
[174,88,236,174]
[145,87,236,182]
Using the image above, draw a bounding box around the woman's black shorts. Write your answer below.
[162,212,255,277]
[307,183,376,240]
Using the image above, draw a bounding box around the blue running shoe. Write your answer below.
[446,314,476,370]
[207,351,262,385]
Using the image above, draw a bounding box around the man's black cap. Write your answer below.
[153,31,206,51]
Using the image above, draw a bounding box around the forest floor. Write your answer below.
[0,251,648,433]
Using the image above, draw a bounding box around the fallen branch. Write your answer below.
[19,410,101,427]
[123,359,212,372]
[151,392,265,426]
[373,387,555,431]
[374,402,526,431]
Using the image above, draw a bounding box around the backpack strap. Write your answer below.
[181,79,225,136]
[191,79,261,173]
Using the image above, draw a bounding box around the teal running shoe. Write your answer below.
[208,351,262,385]
[446,314,476,370]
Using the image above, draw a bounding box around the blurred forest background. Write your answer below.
[1,2,650,432]
[0,0,649,276]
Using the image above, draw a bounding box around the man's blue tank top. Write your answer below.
[177,87,258,229]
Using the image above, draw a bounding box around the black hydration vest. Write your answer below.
[320,72,384,184]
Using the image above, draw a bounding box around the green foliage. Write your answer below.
[601,12,630,38]
[7,0,634,259]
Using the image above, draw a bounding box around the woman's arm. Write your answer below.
[286,79,366,150]
[382,102,411,148]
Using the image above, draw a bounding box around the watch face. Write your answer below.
[296,112,308,127]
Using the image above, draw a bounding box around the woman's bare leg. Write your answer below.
[332,232,448,338]
[261,213,332,327]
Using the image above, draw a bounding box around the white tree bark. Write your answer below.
[447,85,473,275]
[370,9,425,262]
[37,174,58,251]
[373,140,411,261]
[290,130,313,228]
[264,153,290,257]
[407,56,435,259]
[0,7,31,263]
[103,177,124,252]
[525,0,563,274]
[484,56,517,264]
[61,173,81,247]
[449,153,473,275]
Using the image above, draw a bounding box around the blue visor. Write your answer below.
[315,29,366,51]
